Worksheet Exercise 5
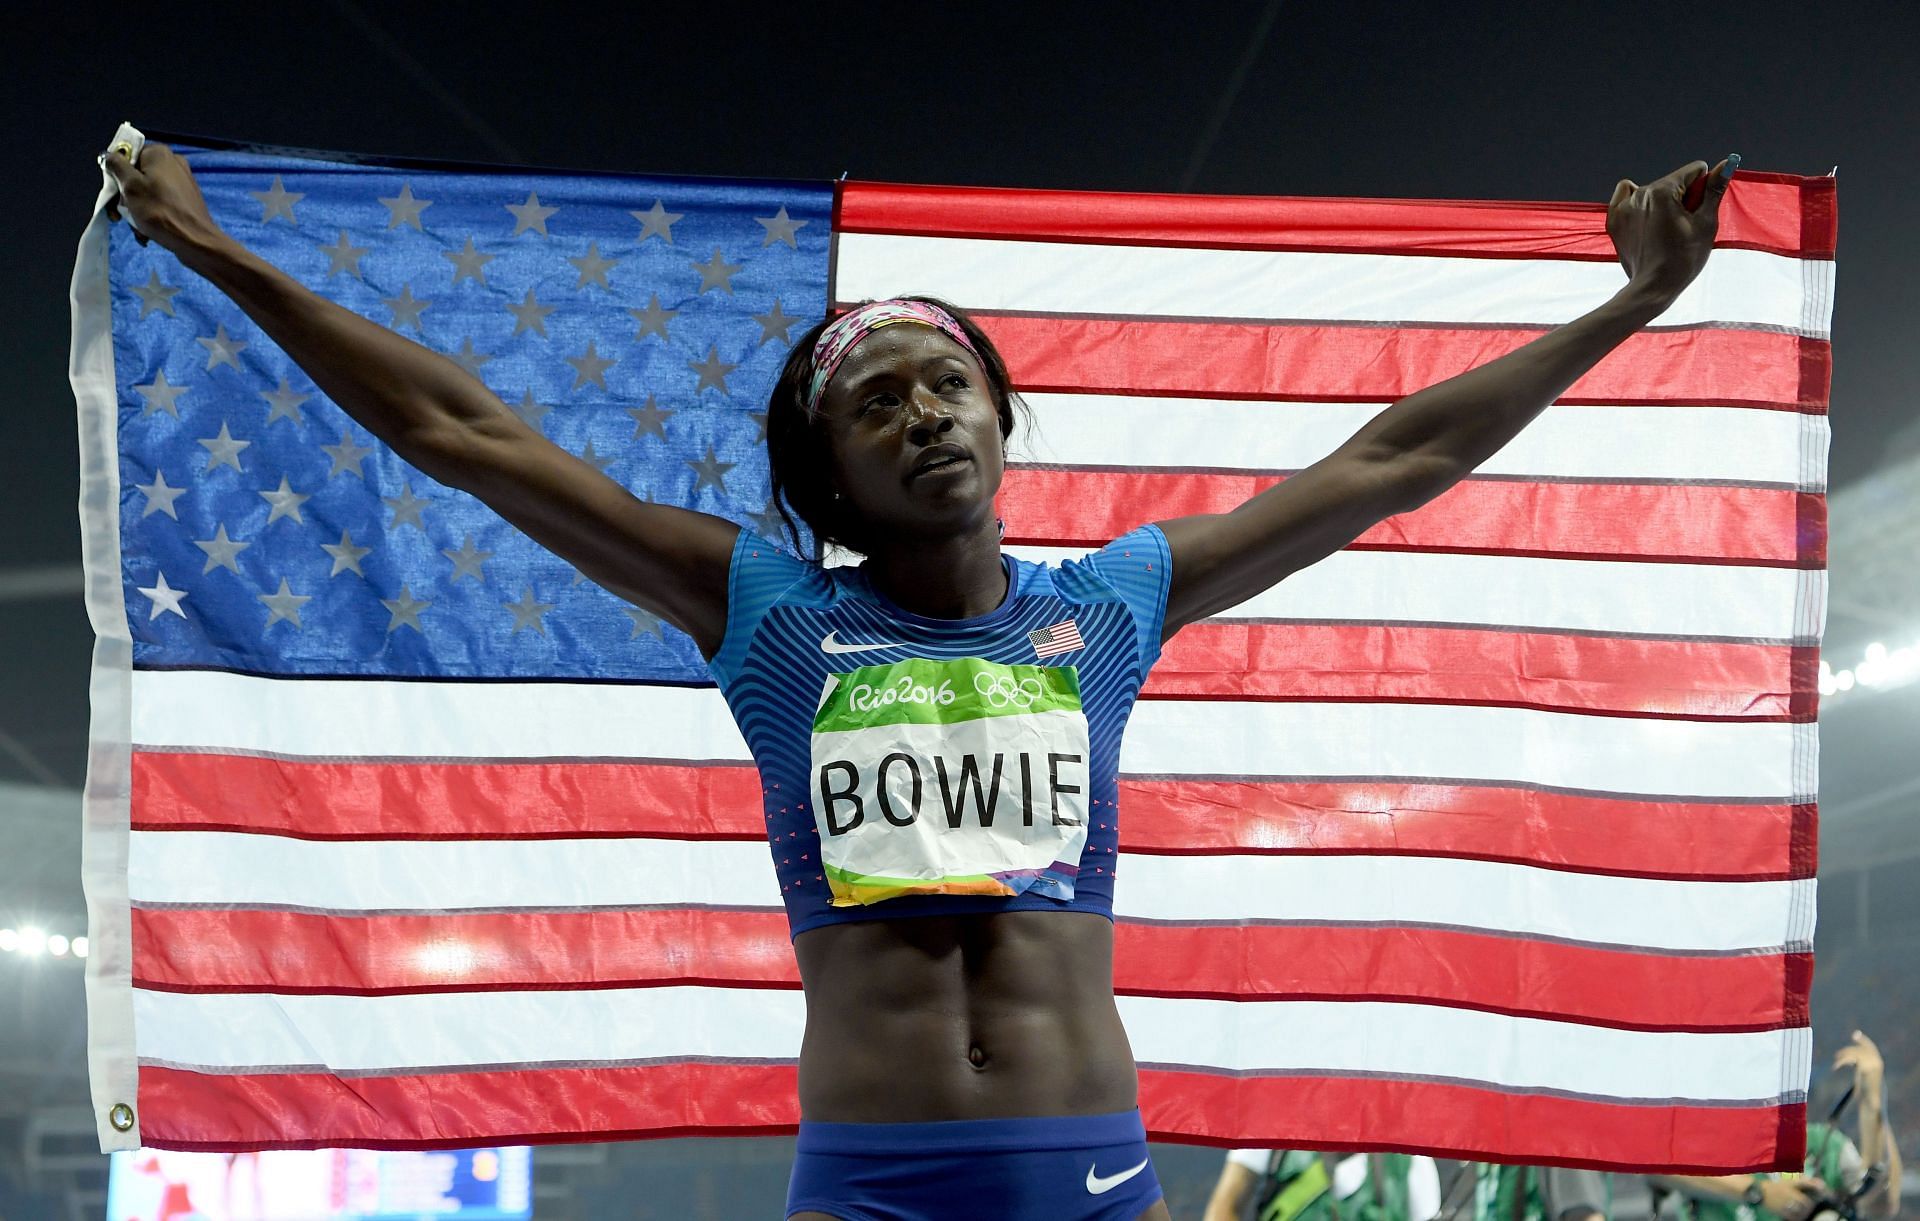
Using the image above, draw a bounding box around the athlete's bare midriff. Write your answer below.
[791,909,1139,1122]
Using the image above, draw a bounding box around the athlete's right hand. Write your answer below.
[102,143,222,253]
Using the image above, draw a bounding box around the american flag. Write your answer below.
[1029,619,1086,659]
[73,129,1833,1169]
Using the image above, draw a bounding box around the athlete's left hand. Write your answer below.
[1605,158,1735,303]
[104,143,224,255]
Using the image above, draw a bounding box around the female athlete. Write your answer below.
[103,145,1732,1221]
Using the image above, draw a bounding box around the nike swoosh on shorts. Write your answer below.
[1085,1157,1151,1195]
[820,631,904,654]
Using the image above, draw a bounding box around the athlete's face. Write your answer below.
[816,324,1006,541]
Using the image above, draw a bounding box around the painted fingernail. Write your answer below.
[1724,153,1741,177]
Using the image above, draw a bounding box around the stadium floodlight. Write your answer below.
[47,934,69,957]
[1820,636,1920,702]
[1855,641,1920,688]
[18,927,46,956]
[0,928,16,953]
[1823,450,1920,705]
[73,936,89,959]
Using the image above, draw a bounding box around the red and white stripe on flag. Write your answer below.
[99,170,1833,1169]
[832,173,1833,1170]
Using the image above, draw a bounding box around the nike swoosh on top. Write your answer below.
[820,630,905,654]
[1085,1157,1151,1195]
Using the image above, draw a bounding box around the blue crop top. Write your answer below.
[707,525,1173,938]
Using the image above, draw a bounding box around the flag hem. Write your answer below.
[139,126,827,192]
[72,120,144,1153]
[1775,171,1836,1171]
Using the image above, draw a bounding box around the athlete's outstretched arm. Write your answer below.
[1157,158,1734,639]
[102,144,738,657]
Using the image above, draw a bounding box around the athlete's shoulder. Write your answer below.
[711,531,841,684]
[1046,524,1171,601]
[729,530,838,600]
[1046,525,1173,673]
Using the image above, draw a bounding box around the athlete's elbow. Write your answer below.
[1367,445,1470,516]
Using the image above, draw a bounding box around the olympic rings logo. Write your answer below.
[973,671,1046,709]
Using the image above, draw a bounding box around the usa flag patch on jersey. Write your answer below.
[1029,619,1085,659]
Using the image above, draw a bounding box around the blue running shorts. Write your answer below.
[786,1109,1163,1221]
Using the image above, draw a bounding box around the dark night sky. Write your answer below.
[3,0,1916,788]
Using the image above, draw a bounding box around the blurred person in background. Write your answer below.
[1468,1163,1611,1221]
[1651,1031,1902,1220]
[1202,1149,1442,1221]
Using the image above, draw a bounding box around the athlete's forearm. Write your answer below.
[171,227,519,485]
[1156,279,1676,630]
[1342,282,1670,506]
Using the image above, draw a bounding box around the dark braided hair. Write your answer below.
[764,297,1027,561]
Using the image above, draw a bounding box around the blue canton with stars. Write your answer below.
[113,144,831,681]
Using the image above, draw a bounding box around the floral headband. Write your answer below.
[804,299,983,413]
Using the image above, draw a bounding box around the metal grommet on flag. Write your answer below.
[108,1102,135,1132]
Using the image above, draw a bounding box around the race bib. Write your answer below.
[809,657,1091,906]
